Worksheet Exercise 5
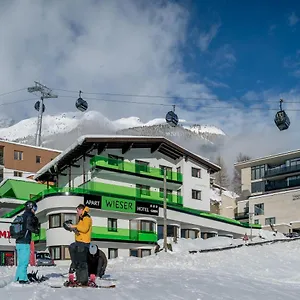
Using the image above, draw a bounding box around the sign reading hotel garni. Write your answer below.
[135,201,159,216]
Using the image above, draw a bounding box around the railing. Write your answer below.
[265,178,300,192]
[90,155,183,183]
[234,212,249,221]
[264,164,300,178]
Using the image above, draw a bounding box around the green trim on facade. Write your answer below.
[92,226,157,243]
[81,181,183,205]
[90,155,183,183]
[32,228,46,242]
[0,179,48,200]
[1,186,261,229]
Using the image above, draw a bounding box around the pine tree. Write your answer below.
[232,153,251,195]
[214,156,230,194]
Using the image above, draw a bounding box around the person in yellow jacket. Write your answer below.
[66,204,92,287]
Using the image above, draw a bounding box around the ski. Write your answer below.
[49,283,116,289]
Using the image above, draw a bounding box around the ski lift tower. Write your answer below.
[27,82,58,147]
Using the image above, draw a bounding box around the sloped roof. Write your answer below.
[0,179,47,200]
[34,135,221,181]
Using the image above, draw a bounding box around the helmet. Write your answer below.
[25,201,37,212]
[63,220,73,231]
[89,243,98,255]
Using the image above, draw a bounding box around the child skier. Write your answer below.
[87,244,108,283]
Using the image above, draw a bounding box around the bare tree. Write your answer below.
[214,156,230,194]
[232,153,251,195]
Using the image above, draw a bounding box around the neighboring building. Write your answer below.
[234,149,300,233]
[210,183,238,220]
[0,135,260,263]
[0,140,61,181]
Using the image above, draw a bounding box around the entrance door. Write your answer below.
[0,251,14,266]
[129,220,139,241]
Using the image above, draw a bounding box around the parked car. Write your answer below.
[35,251,56,267]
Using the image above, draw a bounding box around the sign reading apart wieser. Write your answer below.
[135,201,159,216]
[101,197,136,213]
[84,195,159,216]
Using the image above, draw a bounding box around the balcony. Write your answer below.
[264,164,300,178]
[90,155,183,183]
[265,178,300,192]
[91,226,157,243]
[235,212,249,221]
[82,181,183,205]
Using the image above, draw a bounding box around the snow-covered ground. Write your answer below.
[1,234,300,299]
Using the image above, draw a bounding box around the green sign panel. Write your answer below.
[101,197,136,213]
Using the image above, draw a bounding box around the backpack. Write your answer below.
[9,215,26,239]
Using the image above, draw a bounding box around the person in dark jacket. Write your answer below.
[87,244,107,281]
[14,201,40,284]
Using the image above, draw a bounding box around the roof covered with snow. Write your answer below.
[0,139,61,152]
[34,135,221,181]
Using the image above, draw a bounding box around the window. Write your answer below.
[36,156,41,163]
[49,214,61,228]
[192,167,201,178]
[177,189,181,196]
[0,168,3,182]
[251,165,265,180]
[177,166,181,173]
[192,189,201,200]
[265,217,276,225]
[141,249,151,257]
[159,165,172,176]
[49,246,61,260]
[251,181,265,193]
[159,188,172,198]
[254,219,260,224]
[13,171,23,177]
[140,220,155,232]
[136,184,150,196]
[135,160,149,172]
[63,213,77,225]
[14,150,23,160]
[130,249,138,257]
[254,203,264,216]
[108,218,117,232]
[64,246,71,260]
[108,248,118,259]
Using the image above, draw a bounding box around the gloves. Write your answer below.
[63,220,74,232]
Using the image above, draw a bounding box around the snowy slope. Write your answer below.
[0,110,225,145]
[1,236,300,299]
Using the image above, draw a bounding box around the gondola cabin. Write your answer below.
[76,97,88,112]
[274,110,290,131]
[165,110,179,127]
[34,101,45,113]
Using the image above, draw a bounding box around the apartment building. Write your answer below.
[0,135,260,262]
[0,140,61,181]
[234,149,300,233]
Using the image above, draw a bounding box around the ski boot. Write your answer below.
[64,273,77,287]
[88,274,98,288]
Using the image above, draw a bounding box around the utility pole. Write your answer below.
[27,82,58,147]
[163,167,168,252]
[249,212,253,241]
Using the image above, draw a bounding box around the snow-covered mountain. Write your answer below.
[0,111,226,159]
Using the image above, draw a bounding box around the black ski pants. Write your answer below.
[69,242,90,284]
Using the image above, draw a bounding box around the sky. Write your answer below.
[0,0,300,170]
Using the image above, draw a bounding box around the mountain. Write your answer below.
[0,111,226,160]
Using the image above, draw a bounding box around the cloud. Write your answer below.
[1,1,300,185]
[288,12,299,27]
[204,77,229,89]
[198,23,221,52]
[283,50,300,77]
[210,44,236,70]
